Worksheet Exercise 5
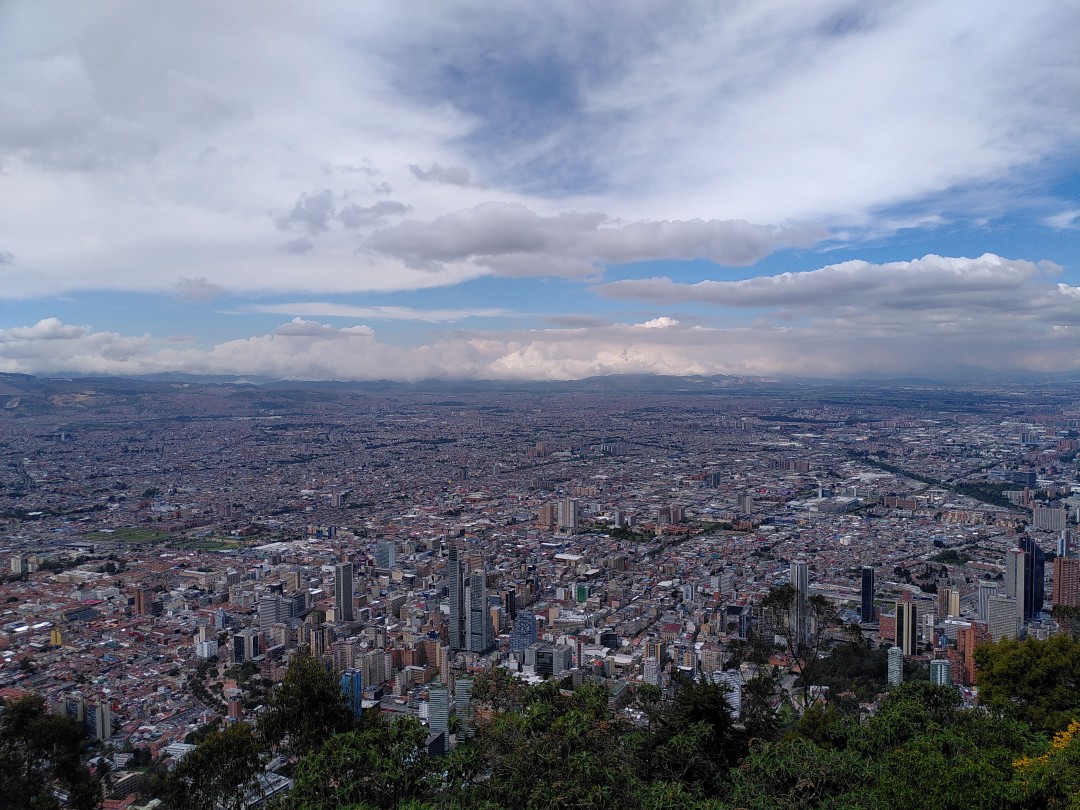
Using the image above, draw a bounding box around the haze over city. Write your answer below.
[2,1,1079,381]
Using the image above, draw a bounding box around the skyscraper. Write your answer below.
[977,580,997,622]
[895,593,918,656]
[447,544,494,654]
[455,677,474,738]
[930,658,952,686]
[790,560,809,644]
[1019,535,1046,621]
[447,544,466,651]
[509,610,538,652]
[340,668,363,720]
[376,539,396,571]
[887,646,903,686]
[466,570,493,653]
[860,566,875,622]
[335,563,354,622]
[1054,556,1080,607]
[427,684,449,753]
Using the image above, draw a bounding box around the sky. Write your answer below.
[1,1,1079,382]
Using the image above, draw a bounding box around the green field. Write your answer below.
[86,527,171,543]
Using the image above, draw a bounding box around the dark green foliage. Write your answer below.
[0,694,101,810]
[258,654,355,761]
[286,714,435,810]
[165,722,263,810]
[813,632,889,704]
[729,682,1039,810]
[975,634,1080,734]
[468,680,644,809]
[640,674,747,797]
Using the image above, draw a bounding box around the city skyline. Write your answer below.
[1,2,1079,381]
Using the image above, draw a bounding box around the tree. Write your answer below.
[258,655,354,762]
[760,583,842,709]
[470,680,645,809]
[975,635,1080,734]
[0,694,101,810]
[640,674,747,797]
[286,714,436,809]
[165,722,263,810]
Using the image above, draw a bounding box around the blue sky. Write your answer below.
[1,1,1078,380]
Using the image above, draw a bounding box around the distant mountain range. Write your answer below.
[4,369,1080,418]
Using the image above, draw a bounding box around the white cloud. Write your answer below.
[9,286,1080,381]
[367,202,818,276]
[0,1,1073,302]
[596,254,1079,325]
[1045,210,1080,230]
[244,302,508,322]
[636,317,679,329]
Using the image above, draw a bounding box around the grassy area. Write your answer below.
[172,537,257,551]
[86,527,171,543]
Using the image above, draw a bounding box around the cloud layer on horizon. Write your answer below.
[5,254,1080,381]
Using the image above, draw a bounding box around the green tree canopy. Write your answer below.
[286,713,436,810]
[975,634,1080,734]
[165,722,263,810]
[258,654,355,761]
[0,694,100,810]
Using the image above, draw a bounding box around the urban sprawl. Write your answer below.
[3,377,1079,804]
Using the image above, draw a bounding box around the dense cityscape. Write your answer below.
[5,373,1080,806]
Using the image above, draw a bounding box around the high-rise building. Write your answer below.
[860,566,875,622]
[448,545,466,651]
[1020,536,1046,621]
[232,628,262,663]
[455,677,474,739]
[95,702,112,741]
[376,540,396,571]
[1005,548,1026,628]
[789,560,809,645]
[930,658,952,686]
[335,563,354,623]
[557,498,579,534]
[1059,529,1074,559]
[1054,556,1080,607]
[1033,504,1068,533]
[509,610,538,652]
[447,545,494,654]
[895,593,918,656]
[987,595,1019,641]
[258,594,287,631]
[937,586,960,619]
[887,646,903,686]
[340,668,363,720]
[955,622,989,686]
[428,684,449,753]
[643,657,660,685]
[977,581,997,622]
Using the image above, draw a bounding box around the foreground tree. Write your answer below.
[470,680,644,809]
[0,694,100,810]
[640,674,747,797]
[258,654,354,761]
[165,722,263,810]
[975,634,1080,734]
[759,583,842,709]
[286,714,436,810]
